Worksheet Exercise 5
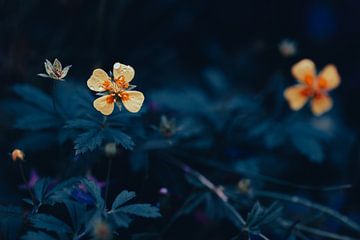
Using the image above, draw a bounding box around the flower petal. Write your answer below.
[121,91,144,113]
[311,94,333,116]
[113,62,135,83]
[53,58,62,71]
[291,59,316,85]
[284,85,309,111]
[318,64,340,91]
[93,95,115,115]
[60,65,72,79]
[87,69,110,92]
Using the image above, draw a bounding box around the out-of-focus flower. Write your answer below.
[284,59,340,116]
[87,62,144,115]
[86,171,106,189]
[154,115,181,138]
[237,178,251,194]
[11,149,25,162]
[38,58,71,80]
[93,221,113,240]
[159,187,169,195]
[104,142,118,158]
[18,169,39,190]
[71,184,96,205]
[278,39,297,57]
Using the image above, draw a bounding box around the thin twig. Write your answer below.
[254,190,360,233]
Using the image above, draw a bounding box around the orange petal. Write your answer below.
[311,94,333,116]
[113,62,135,83]
[291,59,316,85]
[121,91,144,113]
[93,95,115,115]
[284,85,310,111]
[87,69,110,92]
[318,64,340,91]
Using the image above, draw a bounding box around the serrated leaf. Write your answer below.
[117,204,161,218]
[29,214,72,234]
[112,191,136,210]
[74,129,104,154]
[104,128,134,150]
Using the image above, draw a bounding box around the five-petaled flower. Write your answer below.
[38,58,71,80]
[87,62,144,115]
[284,59,341,116]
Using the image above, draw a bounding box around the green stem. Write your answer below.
[19,163,35,204]
[104,156,113,205]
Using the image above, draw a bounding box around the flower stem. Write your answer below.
[19,163,35,204]
[104,156,113,205]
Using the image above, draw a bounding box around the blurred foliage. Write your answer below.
[1,0,360,239]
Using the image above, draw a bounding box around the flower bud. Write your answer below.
[104,143,117,158]
[11,149,25,162]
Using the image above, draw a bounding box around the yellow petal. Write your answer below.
[121,91,144,113]
[311,94,333,116]
[93,95,115,115]
[87,69,110,92]
[113,62,135,83]
[291,59,316,85]
[284,85,309,111]
[318,64,340,91]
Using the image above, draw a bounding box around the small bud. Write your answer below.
[237,179,251,194]
[11,149,25,162]
[93,221,113,240]
[104,143,117,158]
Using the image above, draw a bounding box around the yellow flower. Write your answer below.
[11,149,25,162]
[284,59,341,116]
[87,62,144,115]
[38,58,71,80]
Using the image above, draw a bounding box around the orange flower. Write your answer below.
[284,59,340,116]
[87,62,144,115]
[11,149,25,162]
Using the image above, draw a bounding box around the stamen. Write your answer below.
[119,92,130,101]
[106,95,116,104]
[304,74,313,86]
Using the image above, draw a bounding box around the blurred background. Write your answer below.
[1,0,360,239]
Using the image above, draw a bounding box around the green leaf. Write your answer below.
[116,204,161,218]
[112,191,136,210]
[29,214,72,234]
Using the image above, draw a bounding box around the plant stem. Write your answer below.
[172,150,352,192]
[279,218,359,240]
[19,163,35,204]
[104,156,113,205]
[253,190,360,233]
